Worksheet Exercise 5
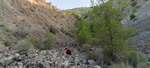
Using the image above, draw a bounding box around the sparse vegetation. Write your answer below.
[44,30,57,50]
[49,25,58,34]
[109,62,133,68]
[127,51,148,68]
[131,1,137,7]
[65,31,74,38]
[13,25,29,38]
[86,51,96,60]
[130,14,136,20]
[61,15,65,18]
[30,38,42,49]
[15,40,32,52]
[3,40,12,46]
[60,28,66,33]
[132,8,137,12]
[5,28,11,32]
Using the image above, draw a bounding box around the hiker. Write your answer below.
[64,47,72,55]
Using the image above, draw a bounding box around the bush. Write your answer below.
[3,40,12,46]
[15,40,32,52]
[86,51,96,60]
[110,63,133,68]
[5,28,11,32]
[60,28,66,33]
[130,14,136,20]
[131,1,137,7]
[132,8,137,12]
[127,51,148,68]
[30,38,42,49]
[49,25,58,34]
[80,43,92,52]
[137,62,150,68]
[44,30,57,50]
[13,25,29,38]
[65,32,74,38]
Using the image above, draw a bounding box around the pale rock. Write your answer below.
[93,65,101,68]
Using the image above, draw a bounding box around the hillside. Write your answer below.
[63,7,92,18]
[0,0,76,50]
[123,0,150,55]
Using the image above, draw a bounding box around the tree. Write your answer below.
[88,0,136,63]
[66,11,92,45]
[76,20,92,45]
[44,30,56,50]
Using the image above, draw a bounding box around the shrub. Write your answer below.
[49,25,58,34]
[65,32,74,38]
[137,62,150,68]
[61,15,65,18]
[5,28,11,32]
[110,63,133,68]
[13,25,29,38]
[127,51,148,68]
[132,8,137,12]
[60,28,66,33]
[15,40,32,52]
[80,43,92,52]
[44,30,57,50]
[29,38,42,49]
[131,1,137,7]
[86,51,96,60]
[3,40,12,46]
[130,14,136,20]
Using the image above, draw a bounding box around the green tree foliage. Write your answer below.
[76,23,91,45]
[88,0,136,63]
[130,14,136,20]
[44,30,56,50]
[65,11,92,45]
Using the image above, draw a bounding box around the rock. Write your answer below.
[40,61,50,68]
[0,41,5,52]
[64,61,70,67]
[93,65,101,68]
[88,60,96,66]
[18,62,23,68]
[0,56,14,66]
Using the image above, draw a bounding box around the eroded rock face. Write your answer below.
[0,48,101,68]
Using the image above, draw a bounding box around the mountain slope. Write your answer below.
[123,0,150,55]
[0,0,76,49]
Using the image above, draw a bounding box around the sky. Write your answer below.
[45,0,91,10]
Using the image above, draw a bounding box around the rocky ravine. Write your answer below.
[123,0,150,56]
[0,46,101,68]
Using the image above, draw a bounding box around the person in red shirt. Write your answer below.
[64,47,72,55]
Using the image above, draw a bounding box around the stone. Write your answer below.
[0,41,5,52]
[18,62,23,68]
[93,65,101,68]
[64,61,70,67]
[0,56,14,66]
[88,60,96,66]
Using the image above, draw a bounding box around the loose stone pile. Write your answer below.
[0,47,101,68]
